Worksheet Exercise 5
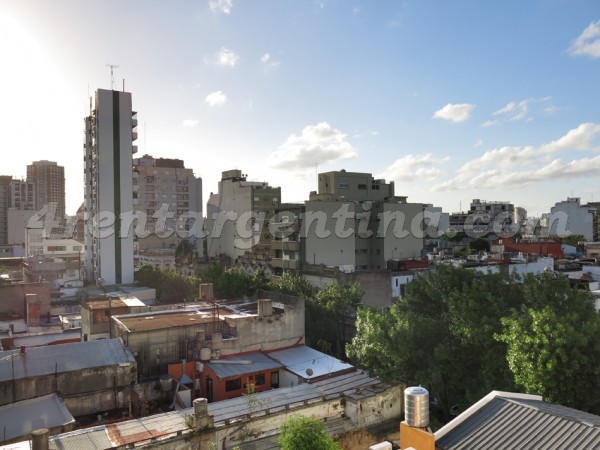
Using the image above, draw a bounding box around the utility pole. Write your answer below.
[105,64,119,90]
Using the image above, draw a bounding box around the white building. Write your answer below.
[549,197,595,242]
[206,170,281,262]
[84,89,137,285]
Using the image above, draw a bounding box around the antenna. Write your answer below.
[105,64,119,90]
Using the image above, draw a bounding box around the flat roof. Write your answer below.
[266,346,354,380]
[114,310,219,332]
[205,352,282,379]
[12,330,81,348]
[0,338,135,382]
[85,297,146,310]
[0,394,74,442]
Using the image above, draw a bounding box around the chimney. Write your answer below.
[31,428,49,450]
[191,398,214,429]
[257,299,273,318]
[20,345,26,355]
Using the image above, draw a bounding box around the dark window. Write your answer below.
[225,378,242,392]
[339,182,349,189]
[358,184,367,190]
[256,373,265,386]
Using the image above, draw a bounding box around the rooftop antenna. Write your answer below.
[105,64,119,90]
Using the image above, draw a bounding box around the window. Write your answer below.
[225,378,242,392]
[47,246,66,252]
[358,184,367,190]
[256,373,265,385]
[339,182,349,189]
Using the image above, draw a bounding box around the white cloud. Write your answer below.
[268,122,358,171]
[569,20,600,58]
[209,0,232,14]
[205,90,227,107]
[432,122,600,191]
[433,103,475,123]
[482,119,500,128]
[182,119,198,127]
[260,53,280,70]
[493,99,529,121]
[216,48,239,67]
[473,139,484,148]
[377,154,448,182]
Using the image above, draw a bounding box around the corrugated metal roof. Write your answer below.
[436,394,600,450]
[0,394,75,442]
[266,346,354,380]
[205,352,282,379]
[0,338,135,382]
[46,368,385,448]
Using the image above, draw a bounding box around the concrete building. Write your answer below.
[81,296,148,341]
[84,88,137,285]
[111,291,304,378]
[0,338,137,417]
[206,170,281,263]
[0,176,11,245]
[8,178,36,211]
[26,160,65,222]
[133,154,203,252]
[304,170,424,271]
[549,197,595,242]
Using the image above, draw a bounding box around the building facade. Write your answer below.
[549,197,595,242]
[133,154,202,251]
[206,170,281,263]
[84,89,137,285]
[26,160,65,221]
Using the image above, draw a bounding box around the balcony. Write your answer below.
[270,258,298,270]
[132,131,138,142]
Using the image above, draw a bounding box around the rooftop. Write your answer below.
[205,351,283,379]
[113,310,218,332]
[266,345,354,381]
[435,391,600,449]
[0,394,74,443]
[0,338,135,382]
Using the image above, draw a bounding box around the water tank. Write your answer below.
[200,347,212,361]
[160,375,173,392]
[404,386,429,428]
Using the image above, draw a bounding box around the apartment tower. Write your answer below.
[84,89,137,285]
[26,160,65,221]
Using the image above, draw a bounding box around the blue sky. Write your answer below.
[1,0,599,217]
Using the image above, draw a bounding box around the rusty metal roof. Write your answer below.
[114,310,221,332]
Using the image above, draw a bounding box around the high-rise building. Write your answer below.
[26,160,65,220]
[0,176,11,245]
[84,89,137,285]
[133,154,202,251]
[206,170,281,263]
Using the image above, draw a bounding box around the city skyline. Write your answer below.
[1,1,599,217]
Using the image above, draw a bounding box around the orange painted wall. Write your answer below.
[199,367,278,402]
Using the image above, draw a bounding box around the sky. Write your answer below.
[1,0,599,217]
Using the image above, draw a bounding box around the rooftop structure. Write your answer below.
[435,391,600,449]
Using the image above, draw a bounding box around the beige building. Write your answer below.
[206,170,281,264]
[303,170,424,271]
[26,160,65,221]
[133,154,202,252]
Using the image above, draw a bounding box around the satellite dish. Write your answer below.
[306,368,313,377]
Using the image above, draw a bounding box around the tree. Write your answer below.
[497,273,600,414]
[278,415,340,450]
[562,234,585,246]
[135,264,199,303]
[313,282,362,357]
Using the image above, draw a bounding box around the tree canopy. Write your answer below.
[347,265,600,422]
[278,415,340,450]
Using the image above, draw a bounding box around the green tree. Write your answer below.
[562,234,585,246]
[278,415,340,450]
[497,273,600,413]
[135,264,199,303]
[469,237,490,252]
[313,282,362,357]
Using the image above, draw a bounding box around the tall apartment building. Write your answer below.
[133,154,202,251]
[549,197,595,242]
[304,170,424,271]
[8,179,36,210]
[26,160,65,221]
[206,170,281,263]
[0,176,11,244]
[84,89,137,285]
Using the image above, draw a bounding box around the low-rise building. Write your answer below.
[0,338,137,417]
